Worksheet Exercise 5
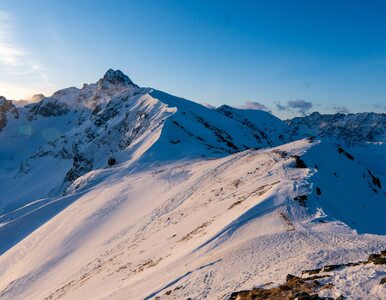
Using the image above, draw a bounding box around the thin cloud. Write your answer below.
[373,103,386,111]
[0,11,25,67]
[201,102,216,109]
[276,99,314,116]
[275,102,287,111]
[239,101,272,112]
[333,106,349,114]
[0,10,52,99]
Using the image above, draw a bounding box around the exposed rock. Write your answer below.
[0,96,19,131]
[337,146,354,160]
[107,157,117,167]
[293,155,308,168]
[322,264,344,272]
[228,273,333,300]
[294,195,308,206]
[230,250,386,300]
[100,69,136,86]
[27,98,70,120]
[368,252,386,265]
[367,169,382,189]
[65,146,93,183]
[302,268,322,276]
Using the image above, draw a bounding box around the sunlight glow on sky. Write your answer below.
[0,0,386,118]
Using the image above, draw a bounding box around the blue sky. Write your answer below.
[0,0,385,118]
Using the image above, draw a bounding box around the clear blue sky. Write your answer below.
[1,0,385,118]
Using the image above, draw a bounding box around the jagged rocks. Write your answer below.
[65,150,93,183]
[107,157,117,167]
[294,195,308,206]
[228,274,334,300]
[302,268,323,276]
[101,69,136,86]
[27,98,70,120]
[368,252,386,265]
[293,155,308,168]
[230,250,386,300]
[0,96,19,131]
[321,265,343,272]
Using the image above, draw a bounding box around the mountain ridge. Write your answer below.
[0,69,385,300]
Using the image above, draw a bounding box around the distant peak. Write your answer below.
[29,94,45,102]
[102,69,134,85]
[309,111,321,117]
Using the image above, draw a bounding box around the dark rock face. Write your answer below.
[294,195,308,206]
[101,69,135,86]
[337,147,354,160]
[368,253,386,265]
[367,170,382,189]
[0,96,19,131]
[65,147,93,182]
[293,155,308,168]
[107,157,117,167]
[27,99,70,120]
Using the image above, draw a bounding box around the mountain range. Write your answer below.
[0,70,385,300]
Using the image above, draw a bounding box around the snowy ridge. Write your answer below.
[288,111,386,145]
[0,70,385,299]
[0,70,291,213]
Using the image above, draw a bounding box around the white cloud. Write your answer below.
[0,11,24,67]
[239,101,272,112]
[0,10,53,99]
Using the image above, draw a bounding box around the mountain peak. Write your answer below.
[102,69,134,85]
[0,96,7,104]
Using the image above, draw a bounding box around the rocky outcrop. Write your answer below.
[228,274,335,300]
[0,96,19,131]
[98,69,138,87]
[229,250,386,300]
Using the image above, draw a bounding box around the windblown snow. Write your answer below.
[0,70,385,300]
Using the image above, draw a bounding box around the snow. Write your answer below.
[0,70,385,300]
[0,139,385,299]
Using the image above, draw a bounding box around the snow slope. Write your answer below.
[0,139,385,300]
[0,70,385,299]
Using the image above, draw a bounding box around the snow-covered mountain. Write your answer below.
[0,70,385,300]
[0,70,292,214]
[288,111,386,145]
